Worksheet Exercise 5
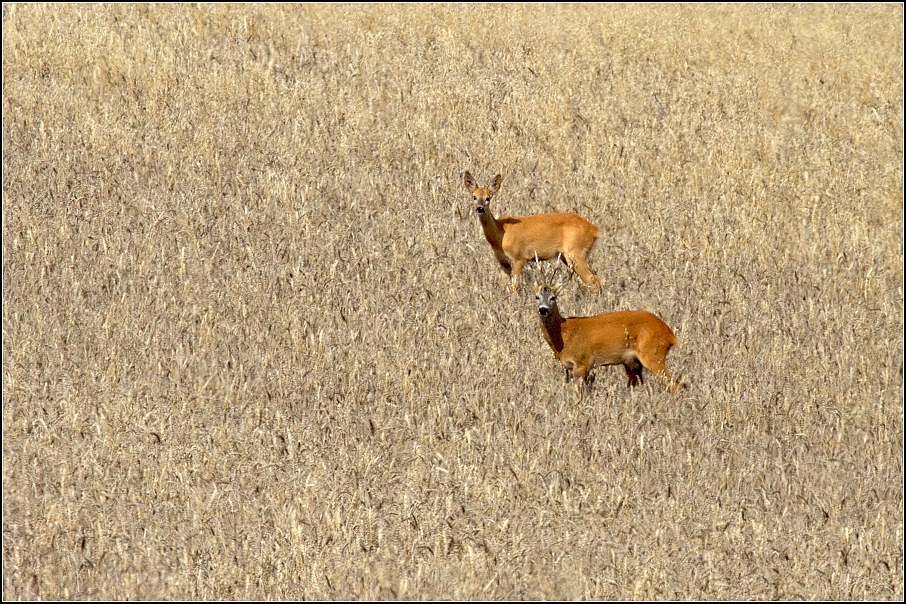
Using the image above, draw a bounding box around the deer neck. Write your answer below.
[477,209,511,270]
[477,209,505,250]
[539,307,566,357]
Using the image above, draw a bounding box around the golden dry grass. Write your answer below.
[2,3,903,600]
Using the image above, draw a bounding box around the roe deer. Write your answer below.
[534,281,679,396]
[463,170,601,291]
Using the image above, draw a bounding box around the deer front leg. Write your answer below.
[509,257,527,291]
[572,361,593,399]
[561,360,575,383]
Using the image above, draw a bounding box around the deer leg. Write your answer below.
[624,358,644,388]
[509,258,527,291]
[494,252,513,276]
[572,363,593,398]
[561,360,575,383]
[570,254,601,289]
[638,356,677,395]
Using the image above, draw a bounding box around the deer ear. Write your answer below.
[533,281,542,294]
[490,174,502,194]
[463,171,476,191]
[553,282,564,296]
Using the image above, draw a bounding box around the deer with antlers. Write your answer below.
[533,260,679,397]
[464,171,601,291]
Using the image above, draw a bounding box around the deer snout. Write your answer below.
[475,204,485,214]
[538,306,550,317]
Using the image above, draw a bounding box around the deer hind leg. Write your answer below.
[565,252,601,290]
[636,331,679,395]
[623,358,644,388]
[638,354,677,395]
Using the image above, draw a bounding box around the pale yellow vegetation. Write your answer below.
[3,4,903,599]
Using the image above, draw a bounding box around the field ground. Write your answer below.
[3,3,903,599]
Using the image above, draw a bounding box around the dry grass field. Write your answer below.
[2,3,903,600]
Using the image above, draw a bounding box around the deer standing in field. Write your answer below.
[464,171,601,291]
[533,276,679,397]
